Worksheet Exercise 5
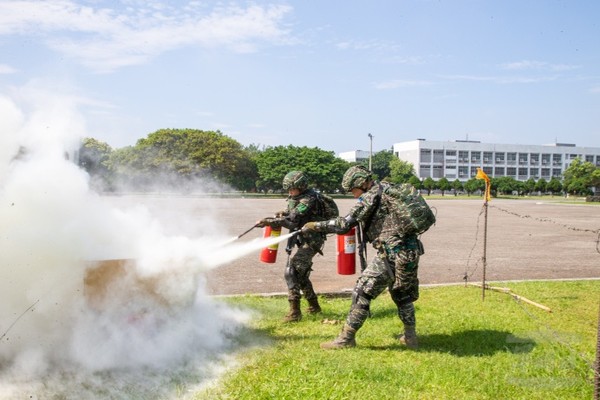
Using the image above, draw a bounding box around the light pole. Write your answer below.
[368,133,373,171]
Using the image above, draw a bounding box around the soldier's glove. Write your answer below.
[301,221,319,233]
[274,210,288,218]
[256,218,274,227]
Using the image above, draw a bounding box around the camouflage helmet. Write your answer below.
[282,170,308,190]
[341,165,372,192]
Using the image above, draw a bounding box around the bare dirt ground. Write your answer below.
[106,195,600,296]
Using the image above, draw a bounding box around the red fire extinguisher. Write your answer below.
[337,227,356,275]
[260,226,282,263]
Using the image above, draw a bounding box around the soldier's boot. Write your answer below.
[306,296,322,314]
[320,324,356,350]
[283,299,302,323]
[397,325,418,349]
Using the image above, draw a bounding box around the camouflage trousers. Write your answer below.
[285,242,321,302]
[345,245,420,331]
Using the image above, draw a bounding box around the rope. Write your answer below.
[0,299,39,343]
[490,204,600,254]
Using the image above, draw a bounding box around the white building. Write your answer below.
[392,139,600,182]
[338,150,370,163]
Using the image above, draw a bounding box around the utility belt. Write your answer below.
[373,237,424,257]
[373,238,424,290]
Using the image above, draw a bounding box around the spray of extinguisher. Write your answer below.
[337,227,356,275]
[259,226,282,263]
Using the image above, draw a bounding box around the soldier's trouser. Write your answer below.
[346,249,420,331]
[285,244,319,302]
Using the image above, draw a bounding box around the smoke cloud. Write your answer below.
[0,86,285,398]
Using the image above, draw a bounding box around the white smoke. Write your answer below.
[0,87,286,398]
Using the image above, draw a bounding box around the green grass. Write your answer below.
[198,281,599,400]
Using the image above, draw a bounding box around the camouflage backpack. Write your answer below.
[315,192,339,220]
[380,183,436,235]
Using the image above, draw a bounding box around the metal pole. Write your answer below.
[595,299,600,400]
[482,198,488,301]
[368,133,373,171]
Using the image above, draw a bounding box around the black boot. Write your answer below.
[397,324,418,349]
[283,299,302,322]
[306,296,322,314]
[320,324,356,349]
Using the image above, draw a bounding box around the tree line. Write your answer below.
[79,128,600,196]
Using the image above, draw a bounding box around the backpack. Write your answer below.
[315,192,339,220]
[380,183,436,236]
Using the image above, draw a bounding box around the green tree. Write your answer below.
[409,176,422,191]
[107,129,257,191]
[547,176,563,195]
[451,179,463,196]
[79,137,113,191]
[254,145,350,192]
[563,158,598,195]
[524,178,536,195]
[388,157,416,184]
[534,178,547,194]
[422,177,436,195]
[437,177,451,196]
[361,150,395,180]
[493,176,518,195]
[464,178,485,196]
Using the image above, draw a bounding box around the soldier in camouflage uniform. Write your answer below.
[257,171,326,322]
[302,165,423,349]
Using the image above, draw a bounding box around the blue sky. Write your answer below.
[1,0,599,155]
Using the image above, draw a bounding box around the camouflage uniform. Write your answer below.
[316,181,421,327]
[309,166,423,348]
[260,171,326,321]
[266,188,325,305]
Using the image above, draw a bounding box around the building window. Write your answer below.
[518,168,528,179]
[459,151,469,163]
[433,150,444,163]
[420,149,432,163]
[529,168,539,179]
[530,154,539,165]
[432,165,443,178]
[494,167,505,176]
[507,152,517,165]
[507,167,517,177]
[518,153,528,165]
[470,167,479,177]
[495,152,505,163]
[459,166,469,178]
[483,152,493,164]
[471,151,481,163]
[420,165,431,177]
[552,168,561,177]
[552,154,562,165]
[541,153,551,165]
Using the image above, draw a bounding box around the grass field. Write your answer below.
[198,280,599,400]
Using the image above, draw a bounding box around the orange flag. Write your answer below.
[476,168,491,201]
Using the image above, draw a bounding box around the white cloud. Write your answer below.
[501,60,579,71]
[335,39,401,53]
[373,79,433,90]
[441,74,559,84]
[0,64,17,74]
[590,86,600,94]
[0,1,293,73]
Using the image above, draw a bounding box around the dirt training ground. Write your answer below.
[106,196,600,296]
